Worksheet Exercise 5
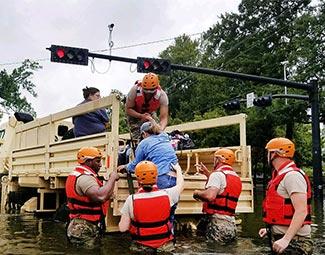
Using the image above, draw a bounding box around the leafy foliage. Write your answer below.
[158,0,324,173]
[0,59,41,117]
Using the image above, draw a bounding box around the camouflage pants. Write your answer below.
[127,112,159,142]
[197,214,237,244]
[66,218,101,248]
[273,235,313,255]
[129,240,175,254]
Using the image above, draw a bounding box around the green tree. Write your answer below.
[0,59,41,117]
[157,0,322,173]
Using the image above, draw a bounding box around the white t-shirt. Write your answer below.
[120,186,180,219]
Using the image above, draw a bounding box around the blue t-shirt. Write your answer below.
[73,100,109,137]
[126,133,178,176]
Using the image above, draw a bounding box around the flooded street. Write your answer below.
[0,187,324,255]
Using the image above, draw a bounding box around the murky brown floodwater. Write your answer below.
[0,187,324,255]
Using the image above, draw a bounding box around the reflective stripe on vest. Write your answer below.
[134,85,161,113]
[262,163,312,226]
[129,187,173,248]
[65,165,108,223]
[203,166,242,216]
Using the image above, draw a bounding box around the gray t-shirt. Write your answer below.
[272,170,311,236]
[205,171,237,222]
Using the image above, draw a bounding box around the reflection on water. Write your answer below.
[0,188,324,255]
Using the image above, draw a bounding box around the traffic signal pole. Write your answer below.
[309,80,323,199]
[48,48,323,200]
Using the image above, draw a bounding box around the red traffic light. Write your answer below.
[137,57,171,75]
[47,45,89,66]
[143,60,151,70]
[56,49,65,59]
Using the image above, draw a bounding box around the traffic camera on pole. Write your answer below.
[223,99,241,110]
[137,57,171,75]
[47,45,89,66]
[253,95,273,107]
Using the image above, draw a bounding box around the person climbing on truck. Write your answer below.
[258,138,313,254]
[117,119,178,190]
[193,148,242,244]
[125,73,169,142]
[117,119,179,224]
[118,160,184,253]
[65,147,119,247]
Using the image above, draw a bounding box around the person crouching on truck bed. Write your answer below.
[193,148,242,244]
[65,147,119,247]
[125,73,169,142]
[119,160,184,253]
[258,138,313,254]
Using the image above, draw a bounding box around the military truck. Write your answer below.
[0,94,254,231]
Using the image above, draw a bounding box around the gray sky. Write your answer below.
[0,0,241,122]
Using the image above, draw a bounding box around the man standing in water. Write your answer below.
[193,148,242,244]
[65,147,119,247]
[119,160,184,253]
[259,138,313,254]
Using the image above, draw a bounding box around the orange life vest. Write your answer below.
[134,85,162,114]
[203,165,242,216]
[66,165,108,224]
[129,185,173,248]
[263,162,312,226]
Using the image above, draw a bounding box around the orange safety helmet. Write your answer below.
[142,73,159,90]
[77,147,103,164]
[265,137,295,158]
[214,148,235,166]
[135,160,158,185]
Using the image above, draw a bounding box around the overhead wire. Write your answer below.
[0,33,203,67]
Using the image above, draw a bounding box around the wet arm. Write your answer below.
[284,192,308,241]
[173,163,185,194]
[119,214,131,232]
[125,98,149,121]
[193,187,219,202]
[85,173,119,203]
[159,105,168,130]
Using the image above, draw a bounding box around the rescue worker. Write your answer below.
[193,148,242,244]
[119,160,184,253]
[125,73,169,141]
[65,147,119,247]
[259,138,313,254]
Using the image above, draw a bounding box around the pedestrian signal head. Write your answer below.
[265,137,295,159]
[77,147,103,164]
[135,161,158,186]
[214,148,235,166]
[142,73,159,90]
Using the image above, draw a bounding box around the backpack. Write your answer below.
[169,130,195,150]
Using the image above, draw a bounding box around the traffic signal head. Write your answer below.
[253,95,272,107]
[223,99,241,110]
[137,57,171,75]
[47,45,89,66]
